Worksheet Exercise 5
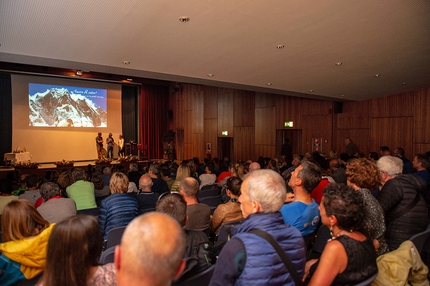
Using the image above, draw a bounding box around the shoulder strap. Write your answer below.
[386,190,420,222]
[249,229,301,286]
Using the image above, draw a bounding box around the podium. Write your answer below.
[4,152,32,165]
[125,143,138,156]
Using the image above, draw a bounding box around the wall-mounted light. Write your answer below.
[284,121,293,127]
[221,130,228,136]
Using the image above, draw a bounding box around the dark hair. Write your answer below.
[396,147,405,156]
[368,152,379,161]
[42,215,103,286]
[160,165,170,177]
[322,184,364,231]
[416,153,430,169]
[156,193,187,227]
[380,146,390,152]
[26,174,40,188]
[91,175,104,190]
[225,177,242,196]
[72,168,85,181]
[0,179,13,195]
[298,161,322,193]
[206,163,215,173]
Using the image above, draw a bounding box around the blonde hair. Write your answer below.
[1,199,49,242]
[176,165,190,182]
[109,172,129,194]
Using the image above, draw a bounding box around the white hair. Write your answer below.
[244,169,286,213]
[377,156,403,176]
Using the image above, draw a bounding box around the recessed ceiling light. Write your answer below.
[276,45,284,49]
[374,74,380,77]
[179,16,190,22]
[207,74,214,77]
[402,82,406,85]
[341,94,345,97]
[122,61,131,65]
[309,89,314,92]
[267,83,272,86]
[335,62,342,66]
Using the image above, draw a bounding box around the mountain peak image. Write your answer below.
[29,87,107,127]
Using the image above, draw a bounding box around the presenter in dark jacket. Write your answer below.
[98,172,139,240]
[209,169,306,286]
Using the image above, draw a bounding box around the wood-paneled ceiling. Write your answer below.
[1,0,429,101]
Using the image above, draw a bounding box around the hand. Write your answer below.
[303,259,318,281]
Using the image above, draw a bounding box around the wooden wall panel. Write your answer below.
[301,99,332,116]
[255,92,276,108]
[255,107,276,145]
[301,114,333,154]
[204,119,218,159]
[276,96,302,129]
[184,110,193,144]
[192,133,205,160]
[255,144,276,158]
[183,143,193,159]
[370,117,413,158]
[337,101,370,129]
[413,144,430,155]
[218,92,234,137]
[234,127,255,161]
[204,86,218,119]
[370,91,414,118]
[191,86,204,133]
[233,90,255,127]
[413,88,430,143]
[335,129,371,155]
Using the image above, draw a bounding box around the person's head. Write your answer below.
[160,165,170,178]
[205,163,215,174]
[412,154,430,170]
[288,160,322,193]
[225,176,242,198]
[26,173,41,189]
[1,199,49,242]
[291,154,302,166]
[368,152,379,161]
[379,146,391,156]
[57,171,73,190]
[39,181,61,201]
[156,193,187,227]
[179,177,199,199]
[98,132,101,136]
[149,164,161,178]
[344,137,351,146]
[110,172,129,194]
[91,175,105,190]
[139,174,153,193]
[329,159,340,171]
[109,133,113,137]
[239,169,286,218]
[103,166,112,175]
[72,168,85,182]
[115,213,186,286]
[175,164,191,181]
[393,147,405,157]
[42,215,102,286]
[129,163,139,172]
[376,155,403,185]
[320,184,364,232]
[119,134,123,139]
[0,179,13,195]
[249,162,261,172]
[346,158,381,190]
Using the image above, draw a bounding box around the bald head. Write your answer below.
[115,212,186,286]
[139,174,153,193]
[249,162,261,172]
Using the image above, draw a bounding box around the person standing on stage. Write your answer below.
[96,132,104,159]
[106,133,115,159]
[118,134,125,159]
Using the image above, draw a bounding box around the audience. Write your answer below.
[148,164,170,195]
[210,177,243,235]
[179,177,211,232]
[280,160,321,236]
[303,184,378,285]
[37,181,77,224]
[92,174,111,198]
[160,165,174,190]
[40,215,116,286]
[171,164,190,193]
[66,168,97,210]
[0,178,18,213]
[114,213,186,286]
[345,158,389,256]
[0,200,53,285]
[99,172,140,240]
[127,163,142,188]
[377,155,429,251]
[209,169,306,285]
[199,162,216,189]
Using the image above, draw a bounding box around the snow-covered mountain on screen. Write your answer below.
[29,88,107,127]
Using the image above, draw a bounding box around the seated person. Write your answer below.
[179,177,211,232]
[210,177,243,235]
[304,184,378,285]
[148,164,170,195]
[39,215,116,285]
[209,170,306,285]
[171,164,190,193]
[280,161,322,236]
[136,174,159,213]
[156,193,212,280]
[0,178,18,214]
[199,162,217,189]
[92,175,111,198]
[0,200,54,285]
[66,168,97,210]
[37,181,77,224]
[18,173,42,205]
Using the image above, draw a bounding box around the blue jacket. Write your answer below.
[98,193,139,239]
[234,212,306,285]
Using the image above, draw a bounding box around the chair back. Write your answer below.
[173,264,216,286]
[217,220,242,242]
[199,195,223,214]
[105,226,127,249]
[353,271,378,286]
[307,225,331,260]
[99,246,115,264]
[409,223,430,253]
[198,184,220,199]
[76,207,100,217]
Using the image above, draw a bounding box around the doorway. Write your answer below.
[276,129,302,159]
[217,137,233,161]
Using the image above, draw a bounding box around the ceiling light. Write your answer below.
[335,62,342,66]
[341,94,345,97]
[267,83,272,86]
[76,70,83,76]
[127,78,133,82]
[309,89,314,92]
[374,74,380,77]
[122,61,131,65]
[207,74,214,77]
[402,82,406,85]
[179,16,190,22]
[276,45,284,49]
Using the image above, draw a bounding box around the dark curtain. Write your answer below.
[121,85,138,142]
[139,85,169,159]
[0,73,12,164]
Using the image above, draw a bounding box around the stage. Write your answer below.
[0,159,153,180]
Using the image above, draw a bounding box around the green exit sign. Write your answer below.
[222,130,228,136]
[284,121,294,127]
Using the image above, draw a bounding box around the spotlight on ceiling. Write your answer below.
[76,70,83,76]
